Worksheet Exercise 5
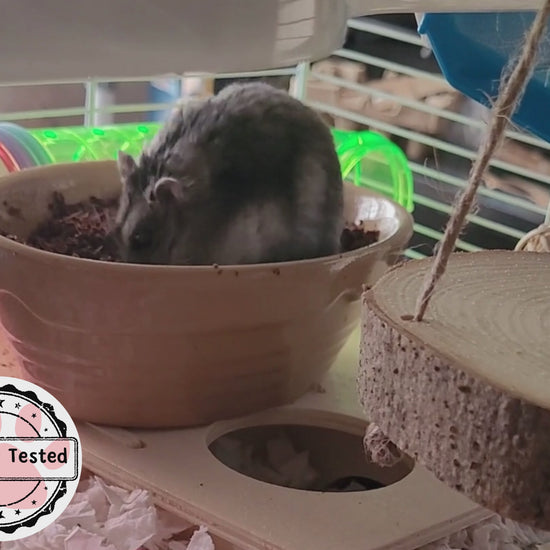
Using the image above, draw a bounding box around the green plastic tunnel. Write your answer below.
[0,122,414,212]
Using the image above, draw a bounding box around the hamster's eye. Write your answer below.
[130,229,153,250]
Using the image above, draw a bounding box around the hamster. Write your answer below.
[113,82,344,266]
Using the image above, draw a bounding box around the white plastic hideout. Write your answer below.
[0,0,545,83]
[0,330,492,550]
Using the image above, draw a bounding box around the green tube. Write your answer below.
[2,122,414,212]
[333,128,414,212]
[28,124,162,164]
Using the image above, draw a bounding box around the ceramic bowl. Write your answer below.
[0,161,413,427]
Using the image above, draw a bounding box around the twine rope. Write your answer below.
[414,0,550,322]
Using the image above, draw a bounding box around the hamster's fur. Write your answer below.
[114,82,343,265]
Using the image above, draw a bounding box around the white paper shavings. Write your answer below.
[185,526,215,550]
[363,423,403,468]
[210,430,319,490]
[0,474,214,550]
[1,453,549,550]
[420,514,550,550]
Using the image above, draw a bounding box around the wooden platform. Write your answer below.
[0,329,492,550]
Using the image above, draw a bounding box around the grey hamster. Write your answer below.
[113,82,344,265]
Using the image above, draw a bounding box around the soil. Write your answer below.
[0,194,380,262]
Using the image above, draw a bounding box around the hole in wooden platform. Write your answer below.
[208,423,413,492]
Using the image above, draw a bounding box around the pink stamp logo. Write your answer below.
[0,376,82,541]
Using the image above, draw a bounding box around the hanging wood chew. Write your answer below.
[359,0,550,530]
[359,251,550,528]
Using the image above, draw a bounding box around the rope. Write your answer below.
[414,1,550,321]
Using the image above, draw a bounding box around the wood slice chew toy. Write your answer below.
[358,250,550,529]
[356,0,550,531]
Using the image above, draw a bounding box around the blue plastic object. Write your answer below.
[418,11,550,144]
[148,79,181,122]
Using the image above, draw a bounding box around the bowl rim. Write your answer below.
[0,161,414,273]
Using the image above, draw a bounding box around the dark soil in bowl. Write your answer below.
[0,193,380,262]
[340,222,380,251]
[1,192,119,261]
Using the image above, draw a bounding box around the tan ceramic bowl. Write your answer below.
[0,161,413,428]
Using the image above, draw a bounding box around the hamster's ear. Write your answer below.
[153,177,191,204]
[117,150,137,180]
